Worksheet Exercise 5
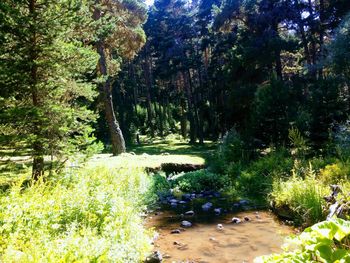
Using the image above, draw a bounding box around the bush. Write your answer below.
[0,166,154,262]
[255,218,350,262]
[235,148,293,198]
[209,128,251,174]
[169,170,229,193]
[319,162,350,184]
[271,173,328,226]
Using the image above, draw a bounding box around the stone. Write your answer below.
[169,199,178,204]
[173,241,181,245]
[244,216,251,222]
[163,254,171,259]
[214,208,222,215]
[202,202,213,212]
[184,210,195,216]
[231,217,242,224]
[181,220,192,228]
[217,224,224,230]
[178,201,187,204]
[145,251,162,263]
[171,229,181,234]
[170,202,177,208]
[209,237,217,241]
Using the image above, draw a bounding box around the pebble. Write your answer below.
[244,216,251,222]
[217,224,224,230]
[171,229,181,234]
[214,208,222,215]
[184,210,195,216]
[231,217,242,224]
[202,202,213,211]
[181,220,192,228]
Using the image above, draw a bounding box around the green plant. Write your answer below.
[289,127,309,160]
[319,162,350,184]
[271,172,328,226]
[0,166,154,262]
[169,170,229,193]
[255,218,350,263]
[235,148,292,198]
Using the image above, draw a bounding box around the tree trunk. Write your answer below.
[184,71,197,144]
[29,0,45,179]
[180,97,187,139]
[143,48,155,137]
[93,2,126,155]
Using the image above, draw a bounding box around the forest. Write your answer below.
[1,0,350,262]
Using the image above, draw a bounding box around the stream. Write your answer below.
[146,194,296,263]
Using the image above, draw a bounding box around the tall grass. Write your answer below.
[0,166,154,262]
[271,174,328,226]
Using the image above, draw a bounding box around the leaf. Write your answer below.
[332,218,350,241]
[332,249,348,261]
[316,245,332,262]
[311,221,339,240]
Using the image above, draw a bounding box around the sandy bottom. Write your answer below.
[146,210,295,263]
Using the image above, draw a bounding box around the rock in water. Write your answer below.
[181,220,192,228]
[217,224,224,230]
[202,202,213,212]
[244,216,251,222]
[145,251,162,263]
[171,229,181,234]
[214,208,222,215]
[231,217,242,224]
[184,210,195,216]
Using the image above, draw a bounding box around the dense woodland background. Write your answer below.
[2,0,350,176]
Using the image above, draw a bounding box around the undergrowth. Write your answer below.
[0,166,154,262]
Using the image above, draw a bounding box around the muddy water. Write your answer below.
[147,210,295,263]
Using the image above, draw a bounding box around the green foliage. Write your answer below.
[255,218,350,263]
[0,166,154,262]
[169,170,229,193]
[209,129,252,174]
[288,127,309,159]
[253,79,293,144]
[0,0,99,175]
[271,173,328,226]
[319,162,350,184]
[235,148,293,198]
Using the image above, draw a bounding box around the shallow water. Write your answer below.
[146,210,294,263]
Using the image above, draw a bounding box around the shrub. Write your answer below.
[271,173,328,226]
[0,166,154,262]
[255,218,350,263]
[209,128,251,174]
[169,170,229,193]
[319,162,350,184]
[235,148,292,198]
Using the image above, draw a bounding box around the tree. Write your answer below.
[0,0,98,179]
[91,0,147,155]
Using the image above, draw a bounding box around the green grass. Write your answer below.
[128,137,216,159]
[271,175,329,226]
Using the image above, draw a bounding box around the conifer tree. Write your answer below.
[0,0,98,179]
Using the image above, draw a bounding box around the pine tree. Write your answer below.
[91,0,147,155]
[0,0,98,179]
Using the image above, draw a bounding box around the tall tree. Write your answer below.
[0,0,98,178]
[91,0,147,154]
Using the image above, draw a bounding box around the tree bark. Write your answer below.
[143,46,155,137]
[184,71,197,144]
[29,0,45,180]
[93,3,126,155]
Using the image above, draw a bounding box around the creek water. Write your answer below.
[146,198,295,263]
